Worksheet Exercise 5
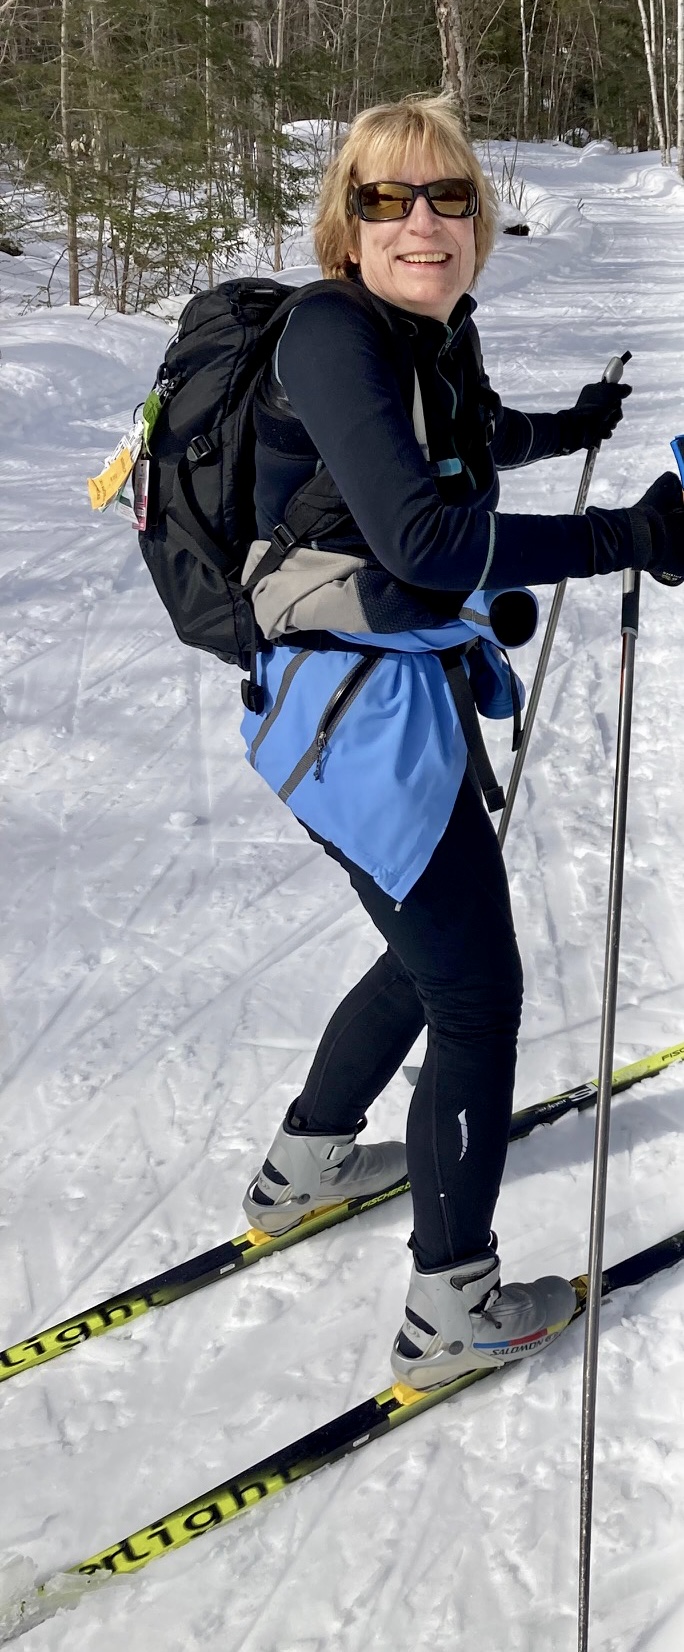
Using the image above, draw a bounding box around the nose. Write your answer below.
[407,194,439,233]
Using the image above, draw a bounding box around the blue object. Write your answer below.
[241,589,535,903]
[670,435,684,486]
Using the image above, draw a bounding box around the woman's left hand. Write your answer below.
[560,376,633,452]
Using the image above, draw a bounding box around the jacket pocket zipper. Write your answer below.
[313,655,380,779]
[278,654,381,803]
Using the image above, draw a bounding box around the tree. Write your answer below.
[1,0,679,313]
[635,0,669,157]
[433,0,470,132]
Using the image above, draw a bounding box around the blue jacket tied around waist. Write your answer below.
[239,279,583,899]
[241,593,534,902]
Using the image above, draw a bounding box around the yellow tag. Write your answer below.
[87,448,135,511]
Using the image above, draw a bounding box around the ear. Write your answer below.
[347,248,360,265]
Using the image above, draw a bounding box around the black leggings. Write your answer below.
[295,773,524,1271]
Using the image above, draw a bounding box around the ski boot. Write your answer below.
[391,1243,576,1391]
[243,1105,408,1236]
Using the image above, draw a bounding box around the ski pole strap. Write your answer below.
[439,646,506,814]
[500,648,523,752]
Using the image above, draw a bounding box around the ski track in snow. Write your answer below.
[1,141,684,1649]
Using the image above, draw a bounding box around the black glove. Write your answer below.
[629,471,684,586]
[586,470,684,584]
[558,378,632,454]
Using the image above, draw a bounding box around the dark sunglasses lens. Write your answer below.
[428,180,476,217]
[358,183,413,220]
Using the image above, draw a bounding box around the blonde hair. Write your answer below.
[314,95,497,284]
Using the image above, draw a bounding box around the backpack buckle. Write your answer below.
[188,434,213,464]
[271,522,298,554]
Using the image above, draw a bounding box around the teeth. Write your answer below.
[400,254,449,264]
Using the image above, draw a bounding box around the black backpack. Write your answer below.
[139,277,369,713]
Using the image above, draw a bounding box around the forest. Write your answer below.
[2,0,684,308]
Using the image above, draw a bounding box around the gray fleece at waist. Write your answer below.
[243,539,369,640]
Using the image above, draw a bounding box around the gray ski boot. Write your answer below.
[391,1245,576,1391]
[243,1106,408,1236]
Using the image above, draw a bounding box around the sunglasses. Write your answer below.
[349,178,479,222]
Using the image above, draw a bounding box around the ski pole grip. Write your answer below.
[602,349,631,385]
[621,568,640,636]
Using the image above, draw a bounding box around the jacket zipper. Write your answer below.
[436,331,476,489]
[278,654,381,803]
[313,655,379,779]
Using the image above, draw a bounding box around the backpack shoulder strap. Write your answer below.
[246,280,405,590]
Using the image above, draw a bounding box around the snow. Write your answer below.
[1,140,684,1650]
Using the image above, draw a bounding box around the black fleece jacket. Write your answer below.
[253,280,648,595]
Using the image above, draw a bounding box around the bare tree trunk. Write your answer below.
[372,0,391,96]
[327,0,350,157]
[205,0,214,286]
[543,8,562,138]
[119,154,140,313]
[678,0,684,174]
[88,2,107,297]
[662,0,672,155]
[353,0,361,117]
[587,2,603,133]
[558,25,581,138]
[109,214,119,308]
[520,0,539,140]
[60,0,80,304]
[538,6,557,138]
[557,18,580,138]
[272,0,286,271]
[636,0,669,159]
[245,2,273,221]
[433,0,470,135]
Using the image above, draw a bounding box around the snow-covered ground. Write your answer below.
[1,141,684,1651]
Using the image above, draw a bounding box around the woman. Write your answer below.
[239,96,684,1391]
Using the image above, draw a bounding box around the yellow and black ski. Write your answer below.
[1,1040,682,1386]
[7,1224,684,1642]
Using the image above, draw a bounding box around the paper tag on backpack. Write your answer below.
[87,419,144,511]
[132,457,150,530]
[113,455,150,529]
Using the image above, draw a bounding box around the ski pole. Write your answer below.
[577,566,641,1652]
[497,350,632,847]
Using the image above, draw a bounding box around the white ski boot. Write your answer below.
[243,1106,408,1236]
[391,1246,576,1391]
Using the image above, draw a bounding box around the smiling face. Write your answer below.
[348,155,477,323]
